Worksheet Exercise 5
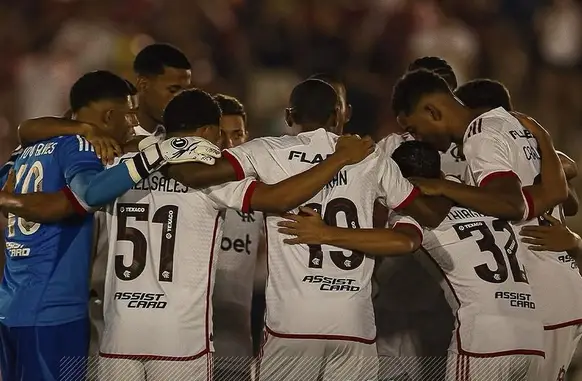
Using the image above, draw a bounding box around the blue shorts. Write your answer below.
[0,318,89,381]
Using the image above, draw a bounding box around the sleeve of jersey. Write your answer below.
[57,136,104,213]
[203,177,258,212]
[388,213,424,242]
[222,140,266,180]
[378,157,420,210]
[0,146,22,190]
[463,128,517,187]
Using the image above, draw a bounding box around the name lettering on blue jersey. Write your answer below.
[20,142,57,160]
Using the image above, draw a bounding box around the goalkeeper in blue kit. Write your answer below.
[0,71,220,381]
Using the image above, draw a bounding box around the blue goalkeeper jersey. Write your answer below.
[0,135,103,327]
[0,146,22,189]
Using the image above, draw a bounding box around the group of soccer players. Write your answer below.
[0,42,581,381]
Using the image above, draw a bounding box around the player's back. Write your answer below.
[225,128,416,341]
[462,107,582,327]
[100,157,255,358]
[0,136,99,327]
[420,206,545,356]
[101,167,221,358]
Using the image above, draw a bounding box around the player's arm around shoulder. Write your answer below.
[277,205,422,256]
[162,136,264,189]
[515,114,568,219]
[413,124,525,221]
[519,213,582,275]
[18,117,121,165]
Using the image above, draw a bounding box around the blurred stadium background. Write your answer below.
[1,0,582,377]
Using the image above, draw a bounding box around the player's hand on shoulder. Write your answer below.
[408,177,447,196]
[158,137,221,166]
[334,134,375,165]
[511,112,550,140]
[278,206,329,245]
[519,213,580,252]
[83,124,123,165]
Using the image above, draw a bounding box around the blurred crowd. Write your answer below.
[1,0,582,228]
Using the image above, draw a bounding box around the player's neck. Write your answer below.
[451,105,482,143]
[73,109,102,130]
[137,108,160,133]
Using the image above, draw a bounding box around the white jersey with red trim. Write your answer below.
[99,156,257,359]
[462,107,582,327]
[392,207,545,356]
[224,128,419,342]
[212,209,264,357]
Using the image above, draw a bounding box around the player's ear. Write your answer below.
[103,109,114,127]
[345,103,352,124]
[285,108,294,127]
[425,103,442,122]
[136,76,148,94]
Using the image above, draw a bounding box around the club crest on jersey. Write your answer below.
[170,138,189,150]
[450,145,465,162]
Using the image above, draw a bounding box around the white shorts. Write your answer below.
[541,324,582,380]
[98,354,213,381]
[445,352,542,381]
[259,331,378,381]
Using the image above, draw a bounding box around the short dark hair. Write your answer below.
[391,69,451,116]
[213,94,246,122]
[308,72,345,87]
[69,70,136,112]
[289,79,338,125]
[408,56,457,90]
[133,43,191,76]
[391,141,441,179]
[163,89,222,133]
[454,79,513,111]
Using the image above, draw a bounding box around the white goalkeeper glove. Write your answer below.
[127,137,221,182]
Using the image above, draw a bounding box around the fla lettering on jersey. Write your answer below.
[0,135,103,327]
[224,129,419,341]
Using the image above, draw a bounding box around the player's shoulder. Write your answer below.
[54,134,95,152]
[464,107,517,144]
[254,128,336,150]
[376,133,412,157]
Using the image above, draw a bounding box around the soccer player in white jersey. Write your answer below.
[452,77,582,380]
[392,69,582,380]
[96,88,374,381]
[211,94,264,380]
